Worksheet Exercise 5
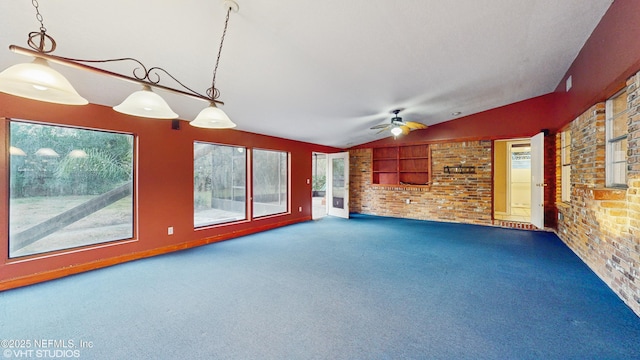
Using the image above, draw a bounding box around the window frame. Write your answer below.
[561,130,571,203]
[8,119,136,258]
[251,148,290,218]
[605,89,629,188]
[193,141,248,228]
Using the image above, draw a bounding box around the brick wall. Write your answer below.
[630,73,640,288]
[349,75,640,316]
[556,71,640,316]
[349,140,492,225]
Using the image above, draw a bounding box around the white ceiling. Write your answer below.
[0,0,613,148]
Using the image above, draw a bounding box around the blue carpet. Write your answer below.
[1,214,639,359]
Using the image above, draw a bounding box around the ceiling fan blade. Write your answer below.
[376,127,391,134]
[400,125,411,135]
[404,121,428,129]
[370,124,390,129]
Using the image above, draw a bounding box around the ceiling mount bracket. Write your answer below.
[224,0,239,13]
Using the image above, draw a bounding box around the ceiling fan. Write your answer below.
[370,109,428,137]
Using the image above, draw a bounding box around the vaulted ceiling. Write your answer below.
[0,0,613,148]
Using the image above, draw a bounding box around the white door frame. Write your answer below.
[530,132,545,229]
[326,152,349,218]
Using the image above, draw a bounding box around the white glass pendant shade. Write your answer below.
[391,126,403,136]
[113,85,178,119]
[68,149,88,158]
[9,146,27,156]
[0,57,88,105]
[190,103,236,129]
[35,147,59,157]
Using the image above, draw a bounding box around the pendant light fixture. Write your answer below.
[0,0,238,127]
[191,102,236,128]
[113,85,178,119]
[0,2,87,105]
[189,0,238,129]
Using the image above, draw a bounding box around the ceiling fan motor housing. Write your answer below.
[391,116,405,125]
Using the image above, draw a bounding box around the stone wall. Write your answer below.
[349,140,492,225]
[556,71,640,316]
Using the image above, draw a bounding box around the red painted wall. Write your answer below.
[0,94,339,286]
[553,0,640,128]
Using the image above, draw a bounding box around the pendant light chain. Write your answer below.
[28,0,56,53]
[208,6,232,100]
[32,0,46,32]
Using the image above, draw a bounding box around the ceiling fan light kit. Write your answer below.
[0,0,239,129]
[370,109,428,138]
[390,126,403,136]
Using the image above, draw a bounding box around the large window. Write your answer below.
[561,130,571,202]
[253,149,288,217]
[605,90,628,187]
[194,142,247,227]
[9,121,134,258]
